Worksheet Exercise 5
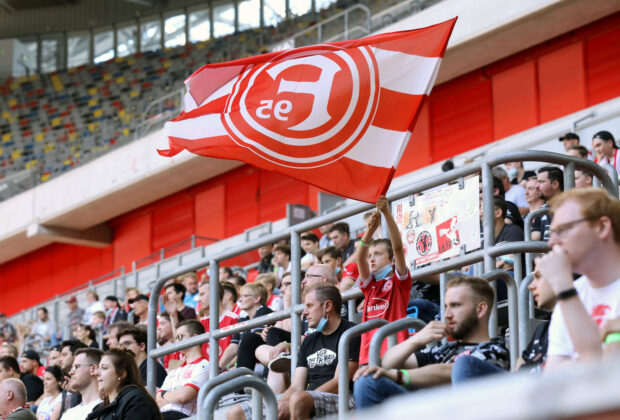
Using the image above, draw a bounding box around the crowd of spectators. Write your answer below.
[1,129,620,419]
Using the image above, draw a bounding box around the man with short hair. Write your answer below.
[300,233,320,269]
[17,351,43,404]
[157,312,181,370]
[574,169,593,188]
[180,272,200,309]
[493,167,528,216]
[156,320,209,419]
[227,284,361,420]
[63,297,84,340]
[538,188,620,368]
[328,222,356,265]
[558,132,581,152]
[273,244,292,284]
[197,281,239,362]
[61,348,103,420]
[317,246,358,292]
[257,244,275,274]
[58,340,87,415]
[532,166,564,241]
[302,264,338,290]
[219,267,233,282]
[567,145,589,159]
[103,321,131,349]
[102,296,127,330]
[0,357,20,382]
[353,276,509,408]
[128,294,150,325]
[0,378,36,420]
[118,327,167,387]
[164,284,196,321]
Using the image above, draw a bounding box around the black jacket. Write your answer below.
[85,385,162,420]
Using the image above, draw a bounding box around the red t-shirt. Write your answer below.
[358,267,412,365]
[200,310,239,361]
[343,263,359,281]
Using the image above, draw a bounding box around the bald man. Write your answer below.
[0,378,36,419]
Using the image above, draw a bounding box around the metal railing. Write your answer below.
[144,150,618,411]
[368,317,428,367]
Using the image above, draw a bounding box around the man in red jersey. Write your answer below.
[197,281,239,362]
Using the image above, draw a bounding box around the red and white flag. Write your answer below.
[160,18,456,203]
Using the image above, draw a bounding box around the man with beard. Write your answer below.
[352,276,508,408]
[532,166,564,241]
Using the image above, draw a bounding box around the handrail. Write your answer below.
[368,317,427,367]
[482,270,519,370]
[202,374,277,420]
[523,207,549,274]
[337,318,387,420]
[197,368,254,419]
[518,273,535,354]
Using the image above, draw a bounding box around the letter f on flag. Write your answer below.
[159,18,457,203]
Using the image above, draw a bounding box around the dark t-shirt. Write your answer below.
[505,200,524,229]
[231,305,273,344]
[415,337,509,370]
[531,204,552,241]
[495,223,524,243]
[20,373,43,402]
[342,240,356,262]
[180,305,196,320]
[298,319,360,391]
[139,359,167,388]
[519,320,549,374]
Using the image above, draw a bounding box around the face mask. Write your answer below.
[508,168,518,179]
[335,267,341,275]
[315,304,328,333]
[373,264,393,281]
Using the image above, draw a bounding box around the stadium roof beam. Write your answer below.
[26,223,113,248]
[121,0,166,7]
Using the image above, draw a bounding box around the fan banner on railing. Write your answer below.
[159,18,457,203]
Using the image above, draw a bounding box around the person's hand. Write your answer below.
[365,212,381,237]
[601,316,620,341]
[376,195,390,215]
[269,342,289,360]
[353,365,398,382]
[162,294,177,316]
[261,326,271,342]
[537,245,574,294]
[412,320,448,346]
[277,397,291,420]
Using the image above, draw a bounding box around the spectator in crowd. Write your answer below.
[558,132,581,153]
[47,346,62,368]
[538,188,620,368]
[515,259,556,373]
[273,244,292,284]
[128,295,149,326]
[32,308,57,347]
[58,341,88,416]
[219,283,273,372]
[490,196,524,271]
[61,348,102,420]
[505,161,527,187]
[363,211,382,240]
[19,351,44,403]
[89,313,105,331]
[494,167,528,216]
[197,281,239,362]
[257,273,283,312]
[103,322,131,350]
[300,233,320,269]
[316,247,357,292]
[82,292,105,327]
[0,314,17,344]
[228,284,360,420]
[117,327,167,388]
[221,282,239,314]
[0,356,20,382]
[491,177,524,229]
[36,365,63,420]
[219,267,233,282]
[257,244,275,274]
[102,297,126,330]
[532,166,564,241]
[525,177,545,214]
[0,343,18,358]
[357,196,412,365]
[328,222,356,265]
[123,288,140,314]
[567,145,589,159]
[88,349,161,420]
[574,169,594,189]
[0,378,36,420]
[164,283,196,321]
[156,320,209,419]
[318,223,333,249]
[353,276,508,408]
[74,326,98,349]
[156,313,181,370]
[228,275,246,298]
[63,298,85,341]
[592,130,619,172]
[179,273,199,310]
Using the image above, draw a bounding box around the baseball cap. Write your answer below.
[128,294,149,304]
[65,296,77,304]
[22,350,40,363]
[558,132,579,142]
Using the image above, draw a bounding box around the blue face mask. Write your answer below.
[335,266,341,275]
[508,168,518,179]
[315,304,328,333]
[373,264,393,281]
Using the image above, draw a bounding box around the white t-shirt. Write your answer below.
[505,184,528,208]
[37,393,62,420]
[548,276,620,359]
[159,357,209,416]
[60,398,102,420]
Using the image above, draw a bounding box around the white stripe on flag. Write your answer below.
[165,113,227,139]
[344,125,407,168]
[373,48,441,96]
[184,77,236,112]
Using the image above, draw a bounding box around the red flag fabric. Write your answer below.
[160,18,456,203]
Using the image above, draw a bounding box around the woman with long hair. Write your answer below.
[36,365,63,420]
[85,349,162,420]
